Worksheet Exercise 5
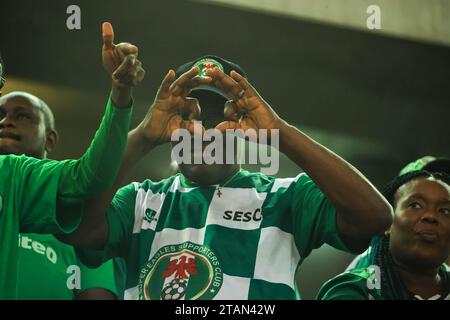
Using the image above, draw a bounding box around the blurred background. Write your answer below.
[1,0,449,299]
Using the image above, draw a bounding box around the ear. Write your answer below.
[385,204,397,236]
[45,129,58,154]
[384,227,392,236]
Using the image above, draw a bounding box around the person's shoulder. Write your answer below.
[237,170,307,188]
[0,154,11,168]
[329,268,373,284]
[237,170,274,183]
[235,171,318,196]
[120,175,179,194]
[1,154,63,169]
[0,154,35,172]
[317,267,376,300]
[0,154,23,166]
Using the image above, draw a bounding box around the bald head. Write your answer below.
[0,91,58,158]
[0,91,56,132]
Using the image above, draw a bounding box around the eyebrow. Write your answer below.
[404,193,450,205]
[1,104,35,114]
[0,105,40,120]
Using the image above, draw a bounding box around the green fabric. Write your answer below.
[317,267,382,300]
[0,98,132,299]
[0,157,66,300]
[346,248,372,271]
[320,236,450,300]
[79,255,126,299]
[57,99,133,213]
[17,234,124,299]
[399,157,433,175]
[80,171,362,300]
[317,266,450,300]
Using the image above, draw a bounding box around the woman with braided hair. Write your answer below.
[317,170,450,300]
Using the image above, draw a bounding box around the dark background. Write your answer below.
[1,0,449,299]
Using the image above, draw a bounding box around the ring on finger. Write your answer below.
[237,90,245,100]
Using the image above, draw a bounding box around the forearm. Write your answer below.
[58,119,156,248]
[279,121,392,237]
[93,108,155,190]
[107,122,158,191]
[58,86,133,204]
[111,85,132,108]
[123,124,157,167]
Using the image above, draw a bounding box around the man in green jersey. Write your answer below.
[9,20,142,300]
[68,55,393,300]
[0,90,125,299]
[317,170,450,300]
[0,22,143,299]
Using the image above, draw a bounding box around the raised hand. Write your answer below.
[205,68,284,138]
[102,22,145,88]
[137,67,212,147]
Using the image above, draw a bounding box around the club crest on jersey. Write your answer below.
[138,242,223,300]
[144,208,158,224]
[192,58,224,78]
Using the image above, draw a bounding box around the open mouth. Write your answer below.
[0,131,21,141]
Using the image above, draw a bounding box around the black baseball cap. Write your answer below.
[399,156,450,176]
[175,55,247,100]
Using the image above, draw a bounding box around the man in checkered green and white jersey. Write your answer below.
[73,55,393,300]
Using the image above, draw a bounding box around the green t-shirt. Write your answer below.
[346,247,372,271]
[0,98,132,299]
[347,247,450,274]
[317,267,450,300]
[17,233,125,299]
[80,170,359,300]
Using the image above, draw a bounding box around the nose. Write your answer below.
[0,114,15,128]
[420,209,439,225]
